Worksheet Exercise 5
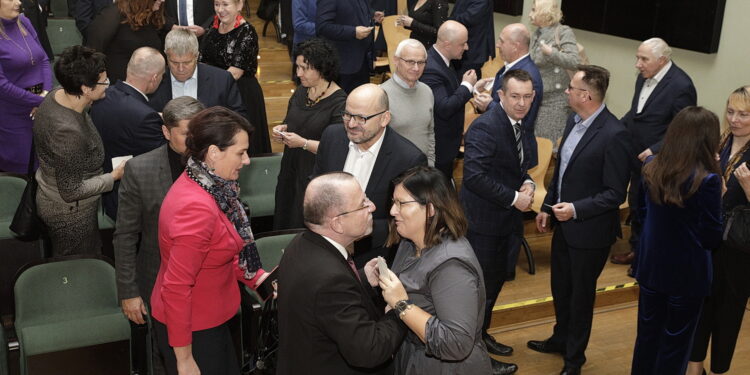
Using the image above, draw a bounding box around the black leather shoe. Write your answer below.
[483,333,513,356]
[490,357,518,375]
[559,366,580,375]
[527,338,565,355]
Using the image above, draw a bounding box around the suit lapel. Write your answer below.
[307,231,364,286]
[365,128,392,196]
[196,64,211,105]
[157,145,174,196]
[631,75,644,110]
[640,65,675,113]
[566,109,608,169]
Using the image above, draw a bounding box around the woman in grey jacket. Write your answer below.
[529,0,581,146]
[33,46,126,256]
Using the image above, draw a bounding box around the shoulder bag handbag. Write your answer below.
[9,141,44,241]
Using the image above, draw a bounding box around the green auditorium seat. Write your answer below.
[237,153,282,218]
[0,174,27,240]
[13,257,130,375]
[255,229,304,269]
[46,19,81,56]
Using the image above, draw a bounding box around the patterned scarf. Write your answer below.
[186,157,262,278]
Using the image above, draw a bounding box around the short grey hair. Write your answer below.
[394,39,426,58]
[126,47,165,78]
[642,37,672,60]
[303,172,358,226]
[164,28,199,57]
[163,96,205,128]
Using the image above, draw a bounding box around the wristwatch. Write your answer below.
[394,299,413,318]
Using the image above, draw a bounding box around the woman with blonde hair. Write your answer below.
[528,0,581,146]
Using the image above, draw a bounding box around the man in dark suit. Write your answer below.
[164,0,214,36]
[450,0,494,78]
[611,37,697,268]
[473,23,542,168]
[277,172,406,375]
[315,0,383,93]
[461,69,537,375]
[527,65,631,375]
[71,0,112,43]
[113,96,205,375]
[420,20,477,179]
[313,83,427,267]
[148,29,247,117]
[91,47,167,220]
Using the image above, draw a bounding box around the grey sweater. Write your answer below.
[381,76,435,166]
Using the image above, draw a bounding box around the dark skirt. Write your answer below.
[237,74,271,155]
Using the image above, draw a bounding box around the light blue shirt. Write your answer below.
[557,103,606,217]
[170,67,198,100]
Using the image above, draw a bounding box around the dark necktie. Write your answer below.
[513,122,524,167]
[347,256,361,282]
[178,0,188,26]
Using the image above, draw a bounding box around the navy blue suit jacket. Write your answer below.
[420,46,473,171]
[72,0,111,35]
[450,0,494,69]
[542,107,632,249]
[460,103,531,236]
[487,57,543,168]
[635,165,722,297]
[312,125,427,266]
[90,80,166,219]
[147,63,247,118]
[621,63,696,155]
[315,0,373,75]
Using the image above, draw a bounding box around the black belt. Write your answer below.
[25,83,43,95]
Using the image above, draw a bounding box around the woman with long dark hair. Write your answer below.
[630,106,723,374]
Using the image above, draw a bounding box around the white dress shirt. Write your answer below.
[343,129,386,191]
[637,60,672,113]
[322,235,348,260]
[170,67,199,100]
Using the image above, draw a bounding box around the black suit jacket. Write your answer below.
[315,0,373,75]
[621,63,696,155]
[91,80,166,219]
[450,0,494,68]
[164,0,214,30]
[460,104,531,236]
[147,63,247,118]
[277,230,406,375]
[420,46,473,171]
[542,107,632,249]
[72,0,112,36]
[313,125,427,266]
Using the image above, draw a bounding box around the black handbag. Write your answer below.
[9,142,44,241]
[722,205,750,253]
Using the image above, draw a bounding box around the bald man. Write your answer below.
[91,47,167,219]
[313,84,427,267]
[420,20,477,179]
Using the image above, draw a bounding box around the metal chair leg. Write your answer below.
[521,237,535,275]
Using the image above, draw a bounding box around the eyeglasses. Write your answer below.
[95,78,110,86]
[397,57,427,67]
[341,110,387,126]
[567,84,588,93]
[334,198,372,217]
[391,199,421,210]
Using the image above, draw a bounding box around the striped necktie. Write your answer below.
[513,122,524,167]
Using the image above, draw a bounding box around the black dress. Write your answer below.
[86,5,165,83]
[273,87,346,229]
[200,22,271,155]
[405,0,448,49]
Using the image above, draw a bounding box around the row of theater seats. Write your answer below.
[0,153,284,374]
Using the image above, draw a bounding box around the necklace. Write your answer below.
[1,22,35,65]
[306,81,331,107]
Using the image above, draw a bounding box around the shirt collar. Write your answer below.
[321,235,348,260]
[573,103,606,130]
[498,100,522,126]
[348,126,387,154]
[433,46,451,67]
[392,72,416,89]
[122,81,149,101]
[504,53,529,71]
[170,65,199,84]
[650,60,672,84]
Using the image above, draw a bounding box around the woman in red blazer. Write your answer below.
[150,106,269,375]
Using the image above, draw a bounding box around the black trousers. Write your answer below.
[690,245,750,374]
[549,229,610,369]
[628,171,642,256]
[467,230,511,331]
[153,319,240,375]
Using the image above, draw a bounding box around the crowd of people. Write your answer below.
[1,0,749,374]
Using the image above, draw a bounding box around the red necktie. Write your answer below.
[347,257,361,281]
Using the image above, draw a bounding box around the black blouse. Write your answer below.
[200,22,259,77]
[720,136,750,212]
[405,0,448,49]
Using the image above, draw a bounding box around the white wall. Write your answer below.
[490,0,750,120]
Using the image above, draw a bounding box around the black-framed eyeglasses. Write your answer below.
[341,110,387,126]
[391,199,421,210]
[334,198,372,218]
[567,84,587,93]
[397,56,427,67]
[95,77,110,86]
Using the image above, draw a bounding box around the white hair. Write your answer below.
[394,39,427,58]
[642,37,672,59]
[164,28,199,57]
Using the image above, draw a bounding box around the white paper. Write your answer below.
[112,155,133,170]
